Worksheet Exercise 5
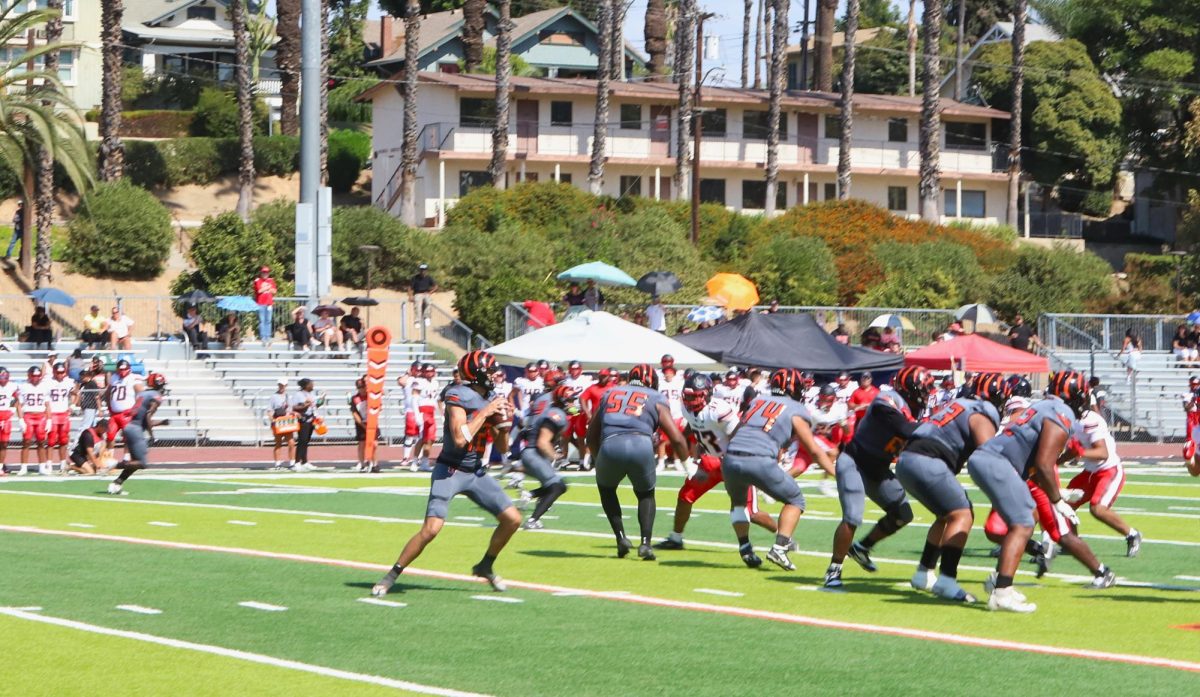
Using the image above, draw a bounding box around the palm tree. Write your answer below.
[588,0,613,196]
[673,0,695,200]
[34,0,64,287]
[643,0,667,78]
[764,0,787,216]
[462,0,486,74]
[611,0,626,81]
[232,0,256,221]
[918,0,943,221]
[489,0,513,188]
[814,0,837,91]
[1007,0,1026,227]
[276,0,300,136]
[398,0,420,226]
[741,0,752,88]
[837,0,859,200]
[98,0,124,181]
[754,0,763,89]
[954,0,966,100]
[906,0,916,97]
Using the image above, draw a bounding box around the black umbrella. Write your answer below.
[312,304,346,317]
[341,296,380,307]
[177,289,216,305]
[636,271,683,296]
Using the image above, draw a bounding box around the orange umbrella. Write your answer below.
[706,273,760,311]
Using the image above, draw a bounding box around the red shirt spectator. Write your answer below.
[847,374,879,419]
[253,267,277,306]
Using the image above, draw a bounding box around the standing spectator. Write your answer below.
[67,349,87,380]
[563,282,586,310]
[77,368,100,431]
[285,308,314,352]
[253,266,277,346]
[267,378,295,470]
[879,326,902,353]
[941,321,965,341]
[88,356,108,390]
[216,312,241,349]
[27,306,53,349]
[645,296,667,333]
[830,323,850,345]
[847,372,879,421]
[290,378,322,471]
[583,279,604,311]
[860,327,883,351]
[340,307,364,350]
[1118,328,1143,383]
[181,306,208,352]
[4,199,23,260]
[107,306,134,350]
[313,309,343,352]
[80,305,108,348]
[1007,314,1040,352]
[409,263,437,328]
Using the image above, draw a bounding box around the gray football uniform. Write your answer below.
[594,385,668,491]
[837,390,915,527]
[896,398,1000,517]
[723,394,812,509]
[122,389,163,463]
[425,384,513,520]
[519,404,568,487]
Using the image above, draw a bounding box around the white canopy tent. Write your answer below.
[489,311,723,370]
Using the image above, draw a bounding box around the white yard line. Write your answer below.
[227,520,257,526]
[302,519,334,525]
[470,595,522,604]
[238,601,288,612]
[356,597,407,608]
[693,588,744,598]
[147,522,177,528]
[116,605,162,615]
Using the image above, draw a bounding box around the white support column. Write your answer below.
[518,160,526,183]
[554,163,561,182]
[1023,183,1031,238]
[437,160,446,228]
[654,167,661,200]
[802,172,810,205]
[955,179,963,220]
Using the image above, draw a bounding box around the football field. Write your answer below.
[2,466,1200,696]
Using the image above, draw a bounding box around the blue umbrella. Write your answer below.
[28,287,75,307]
[687,306,725,323]
[216,295,261,312]
[557,261,637,287]
[1188,311,1200,325]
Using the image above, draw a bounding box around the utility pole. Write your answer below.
[297,0,322,303]
[691,12,715,245]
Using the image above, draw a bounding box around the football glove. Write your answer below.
[1054,498,1080,527]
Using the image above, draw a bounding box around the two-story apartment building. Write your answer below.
[363,73,1010,228]
[1,0,102,114]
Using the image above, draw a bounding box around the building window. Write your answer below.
[619,175,643,198]
[699,108,727,137]
[945,122,987,150]
[824,115,841,139]
[558,173,573,184]
[187,6,217,20]
[887,186,908,211]
[824,183,837,200]
[459,171,493,197]
[945,189,987,218]
[619,103,641,130]
[55,48,74,84]
[699,179,726,205]
[539,30,584,46]
[550,101,573,127]
[888,118,908,142]
[460,98,496,127]
[742,180,786,210]
[743,110,787,140]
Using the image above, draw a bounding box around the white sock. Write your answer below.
[581,453,590,467]
[668,531,683,543]
[402,445,414,460]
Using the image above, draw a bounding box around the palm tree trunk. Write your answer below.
[611,0,626,81]
[837,0,858,200]
[462,0,486,73]
[954,0,966,100]
[98,0,124,181]
[741,0,752,88]
[1007,0,1026,228]
[673,0,695,200]
[644,0,667,79]
[490,0,512,188]
[918,0,943,222]
[233,0,256,221]
[764,0,787,216]
[588,0,613,196]
[320,0,329,185]
[277,0,300,136]
[815,0,837,91]
[398,0,420,227]
[753,0,763,89]
[35,0,64,288]
[906,0,916,97]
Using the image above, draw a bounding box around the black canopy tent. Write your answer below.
[675,312,905,374]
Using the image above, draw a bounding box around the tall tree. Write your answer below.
[906,0,916,97]
[398,0,421,226]
[1006,0,1025,227]
[461,0,486,73]
[673,0,695,200]
[489,0,512,188]
[644,0,668,78]
[814,0,838,91]
[741,0,752,88]
[328,0,369,78]
[35,0,64,287]
[754,0,764,89]
[945,0,1016,46]
[276,0,300,136]
[98,0,124,181]
[588,0,612,195]
[611,0,626,80]
[837,0,859,200]
[857,0,901,27]
[233,0,256,221]
[954,0,965,100]
[918,0,943,221]
[764,0,787,216]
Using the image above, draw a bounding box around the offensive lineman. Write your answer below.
[107,373,169,496]
[372,351,520,596]
[517,384,575,529]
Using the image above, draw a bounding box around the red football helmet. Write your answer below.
[816,384,838,410]
[543,368,564,390]
[0,368,8,386]
[52,362,67,378]
[723,370,740,388]
[682,374,713,414]
[27,366,43,385]
[116,359,131,379]
[567,360,583,379]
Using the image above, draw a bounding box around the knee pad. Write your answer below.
[730,506,750,525]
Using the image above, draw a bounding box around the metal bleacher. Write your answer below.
[1049,349,1190,441]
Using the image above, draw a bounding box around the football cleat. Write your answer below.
[848,542,877,573]
[371,577,396,597]
[616,535,633,559]
[988,586,1037,613]
[522,518,544,530]
[637,543,657,561]
[740,543,762,568]
[17,465,28,476]
[106,482,125,496]
[472,564,507,592]
[766,545,796,571]
[984,571,997,595]
[911,566,937,592]
[1185,440,1197,461]
[653,538,685,550]
[1088,566,1117,589]
[823,565,844,589]
[1126,529,1142,558]
[931,575,977,603]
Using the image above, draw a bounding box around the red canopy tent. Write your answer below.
[904,334,1049,373]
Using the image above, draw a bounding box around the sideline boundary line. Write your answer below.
[2,525,1199,675]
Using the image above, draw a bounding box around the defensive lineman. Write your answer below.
[517,384,575,529]
[107,373,168,495]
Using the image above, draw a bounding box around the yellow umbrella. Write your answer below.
[706,273,760,311]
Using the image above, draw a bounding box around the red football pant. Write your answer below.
[1067,465,1125,509]
[419,406,436,442]
[48,415,70,447]
[984,480,1072,543]
[23,415,47,444]
[678,454,758,512]
[107,410,134,443]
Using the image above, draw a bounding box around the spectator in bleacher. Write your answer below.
[181,305,208,353]
[267,378,296,470]
[80,305,107,349]
[942,321,965,341]
[1007,313,1040,352]
[313,309,343,352]
[41,351,58,377]
[409,263,437,328]
[583,279,604,311]
[67,349,87,380]
[77,368,100,430]
[4,199,23,260]
[1173,324,1197,367]
[1118,328,1143,383]
[107,306,134,350]
[860,327,883,351]
[285,308,314,352]
[217,312,242,349]
[340,307,364,350]
[253,266,277,347]
[563,282,586,310]
[830,323,850,345]
[880,326,902,353]
[27,305,53,349]
[88,356,108,390]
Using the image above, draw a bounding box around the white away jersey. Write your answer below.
[659,374,686,419]
[108,373,143,413]
[1075,410,1119,473]
[48,377,75,414]
[833,383,855,404]
[811,401,848,436]
[1003,396,1031,422]
[563,374,594,398]
[683,399,738,456]
[17,382,50,413]
[416,377,440,408]
[713,383,743,412]
[513,376,543,413]
[0,384,16,415]
[802,386,821,409]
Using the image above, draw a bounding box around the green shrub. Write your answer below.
[253,135,300,177]
[503,181,595,231]
[158,138,225,186]
[124,140,169,189]
[327,129,371,193]
[121,110,194,138]
[746,235,839,306]
[331,206,435,289]
[190,87,268,138]
[0,157,20,200]
[444,185,506,232]
[65,181,172,279]
[987,244,1115,319]
[328,78,378,123]
[182,212,280,296]
[121,66,148,107]
[946,219,1018,244]
[861,242,985,309]
[252,199,297,278]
